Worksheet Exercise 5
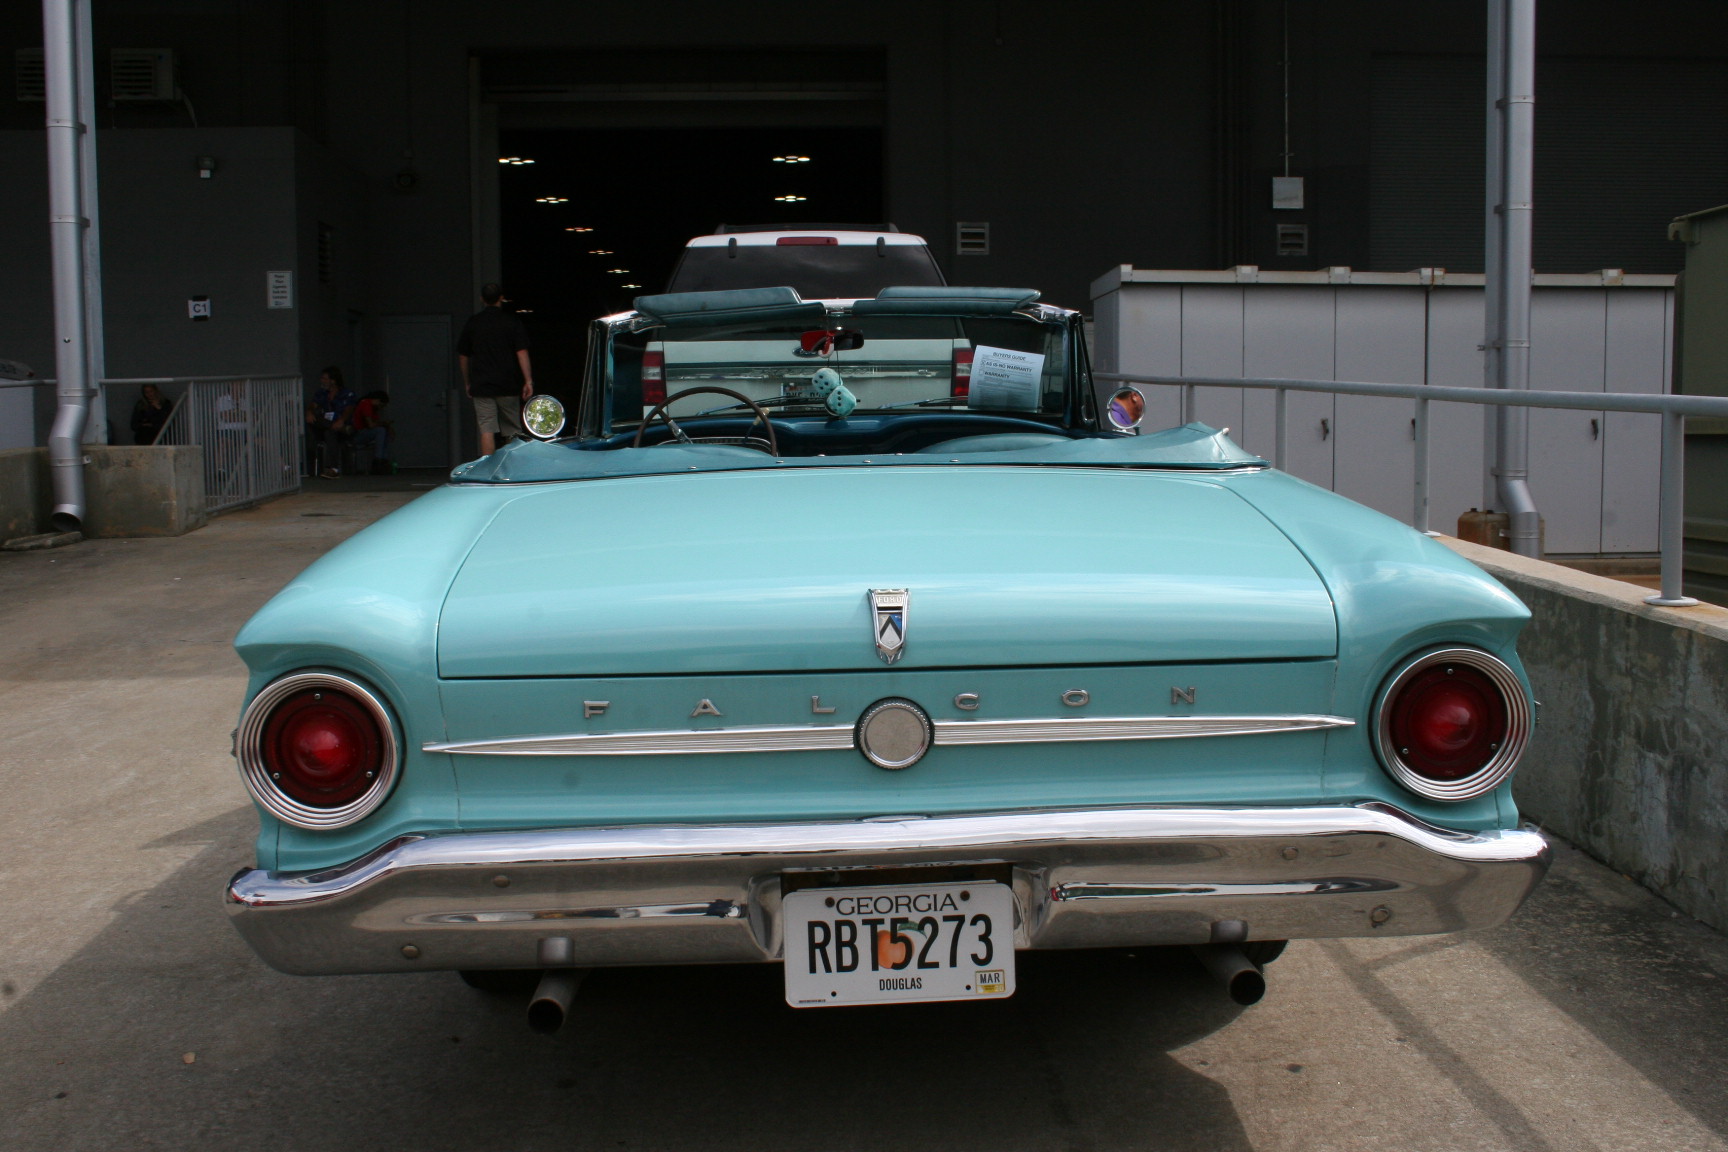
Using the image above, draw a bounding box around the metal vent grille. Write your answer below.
[955,222,990,256]
[14,48,44,102]
[110,48,176,102]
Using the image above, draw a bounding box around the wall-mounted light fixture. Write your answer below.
[196,155,217,179]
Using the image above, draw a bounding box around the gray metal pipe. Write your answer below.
[75,0,106,442]
[1649,411,1699,606]
[42,0,89,531]
[1093,372,1728,418]
[1483,0,1506,512]
[1491,0,1542,557]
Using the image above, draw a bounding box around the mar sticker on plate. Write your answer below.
[783,881,1016,1007]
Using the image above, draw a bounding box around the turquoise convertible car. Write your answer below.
[225,285,1549,1028]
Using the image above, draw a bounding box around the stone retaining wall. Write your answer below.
[1445,537,1728,931]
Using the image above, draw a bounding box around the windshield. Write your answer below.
[590,313,1072,437]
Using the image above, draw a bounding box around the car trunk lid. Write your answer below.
[436,466,1336,678]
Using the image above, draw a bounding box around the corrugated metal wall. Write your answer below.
[1370,55,1728,274]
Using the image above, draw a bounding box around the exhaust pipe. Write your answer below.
[1189,943,1266,1006]
[527,968,586,1034]
[527,936,584,1035]
[1190,919,1266,1006]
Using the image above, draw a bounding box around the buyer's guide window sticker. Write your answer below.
[968,345,1045,411]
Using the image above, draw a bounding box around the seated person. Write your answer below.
[130,383,173,445]
[351,390,394,474]
[307,366,356,477]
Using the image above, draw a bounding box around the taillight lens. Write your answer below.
[238,672,400,829]
[951,347,973,397]
[261,689,384,807]
[1375,648,1530,801]
[642,350,666,407]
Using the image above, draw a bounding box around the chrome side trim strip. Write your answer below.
[932,714,1352,744]
[422,713,1354,757]
[1050,878,1395,901]
[423,725,857,756]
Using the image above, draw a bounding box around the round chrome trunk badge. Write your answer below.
[855,698,933,770]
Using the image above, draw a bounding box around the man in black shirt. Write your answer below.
[456,282,534,456]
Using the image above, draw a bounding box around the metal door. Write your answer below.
[379,316,454,468]
[1528,292,1606,553]
[1333,288,1424,520]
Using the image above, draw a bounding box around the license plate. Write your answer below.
[783,881,1016,1007]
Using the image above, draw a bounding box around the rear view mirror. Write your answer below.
[798,328,866,356]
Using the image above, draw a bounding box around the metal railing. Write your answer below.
[149,376,303,514]
[1096,371,1728,607]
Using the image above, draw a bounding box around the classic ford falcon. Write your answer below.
[225,285,1549,1028]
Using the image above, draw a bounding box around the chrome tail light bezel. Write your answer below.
[1374,647,1532,802]
[237,670,401,830]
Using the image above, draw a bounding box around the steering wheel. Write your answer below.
[632,386,780,456]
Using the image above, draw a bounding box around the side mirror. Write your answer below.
[1106,386,1146,432]
[522,394,567,439]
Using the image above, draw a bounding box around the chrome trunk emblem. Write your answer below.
[869,588,909,665]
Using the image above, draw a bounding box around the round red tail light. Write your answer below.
[1375,648,1530,801]
[238,672,400,829]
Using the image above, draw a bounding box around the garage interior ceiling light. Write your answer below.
[588,249,613,255]
[498,156,535,165]
[606,268,629,274]
[565,226,593,232]
[621,283,641,288]
[774,194,807,202]
[772,155,811,163]
[535,196,569,204]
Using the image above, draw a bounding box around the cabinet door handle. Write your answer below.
[1591,417,1600,440]
[1320,418,1330,441]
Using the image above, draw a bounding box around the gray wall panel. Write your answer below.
[1179,286,1246,437]
[1096,275,1672,557]
[1244,288,1334,489]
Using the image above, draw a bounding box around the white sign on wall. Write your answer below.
[267,270,294,310]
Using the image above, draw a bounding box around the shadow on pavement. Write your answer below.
[1470,838,1728,1139]
[0,808,1254,1152]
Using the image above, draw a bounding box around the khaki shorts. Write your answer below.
[473,395,523,438]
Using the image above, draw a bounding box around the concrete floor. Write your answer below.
[2,485,1726,1152]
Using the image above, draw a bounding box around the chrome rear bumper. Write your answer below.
[225,804,1550,976]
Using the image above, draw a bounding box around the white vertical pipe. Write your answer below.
[74,0,106,443]
[1490,0,1542,557]
[43,0,89,530]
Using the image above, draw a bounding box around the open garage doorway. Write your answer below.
[496,126,885,399]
